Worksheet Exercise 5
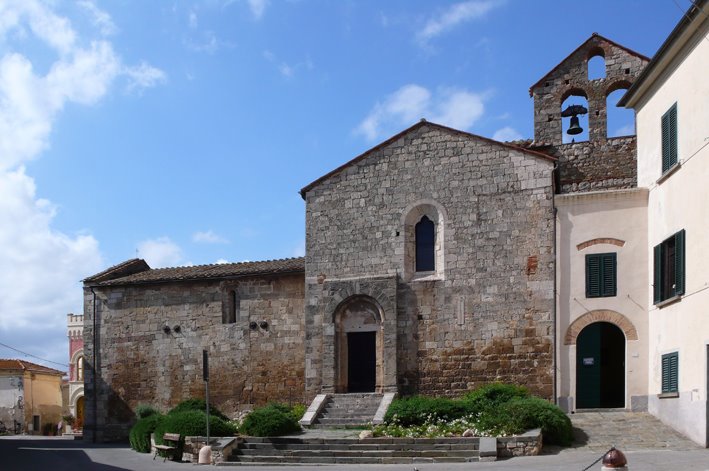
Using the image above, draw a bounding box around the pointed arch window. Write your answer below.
[415,215,435,272]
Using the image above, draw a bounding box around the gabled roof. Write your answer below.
[86,257,305,287]
[0,359,65,376]
[529,33,650,96]
[619,0,708,107]
[299,120,555,199]
[83,258,150,283]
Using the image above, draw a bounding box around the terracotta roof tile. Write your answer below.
[0,359,65,375]
[87,257,305,286]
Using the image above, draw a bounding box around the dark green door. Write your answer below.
[576,322,625,408]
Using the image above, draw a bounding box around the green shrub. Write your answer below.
[129,414,165,453]
[384,396,467,426]
[135,404,160,419]
[240,403,301,437]
[152,410,237,459]
[289,404,307,422]
[474,397,572,446]
[168,398,229,421]
[463,383,529,415]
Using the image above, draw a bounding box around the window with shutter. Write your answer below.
[585,253,616,298]
[661,352,678,393]
[661,103,678,173]
[653,229,686,304]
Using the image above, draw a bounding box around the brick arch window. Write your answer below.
[402,200,447,280]
[587,47,606,80]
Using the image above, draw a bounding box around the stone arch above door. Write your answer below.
[319,275,398,394]
[564,309,638,345]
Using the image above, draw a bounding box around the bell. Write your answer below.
[567,115,583,135]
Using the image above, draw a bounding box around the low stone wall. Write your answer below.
[182,436,239,463]
[496,428,542,457]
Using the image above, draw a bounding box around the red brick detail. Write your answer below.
[576,238,625,251]
[564,310,638,345]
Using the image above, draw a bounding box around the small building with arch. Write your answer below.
[67,313,85,430]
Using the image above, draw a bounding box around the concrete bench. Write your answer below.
[154,433,181,462]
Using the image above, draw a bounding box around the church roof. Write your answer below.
[299,120,555,199]
[85,257,305,286]
[0,359,65,376]
[529,33,650,96]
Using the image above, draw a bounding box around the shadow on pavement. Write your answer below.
[4,437,133,471]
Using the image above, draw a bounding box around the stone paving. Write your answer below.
[562,410,702,452]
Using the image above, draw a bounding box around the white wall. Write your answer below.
[555,188,648,411]
[634,15,709,446]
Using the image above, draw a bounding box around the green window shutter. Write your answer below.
[653,244,662,304]
[586,254,601,297]
[601,253,617,296]
[669,104,678,168]
[661,103,678,173]
[662,110,671,172]
[662,352,679,393]
[674,229,685,296]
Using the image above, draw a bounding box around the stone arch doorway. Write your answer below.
[576,322,625,408]
[334,296,383,393]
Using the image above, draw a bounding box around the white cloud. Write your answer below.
[263,50,313,78]
[0,0,164,367]
[0,167,103,365]
[138,237,184,268]
[215,258,229,264]
[193,230,229,244]
[417,0,503,44]
[77,0,117,36]
[493,126,523,142]
[355,84,487,142]
[124,61,167,93]
[248,0,269,20]
[188,10,198,29]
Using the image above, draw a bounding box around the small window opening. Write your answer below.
[561,92,589,143]
[224,290,238,324]
[415,216,435,272]
[625,68,630,75]
[607,88,634,137]
[588,55,606,80]
[76,356,84,381]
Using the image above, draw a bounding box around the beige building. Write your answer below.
[0,359,65,435]
[619,0,709,446]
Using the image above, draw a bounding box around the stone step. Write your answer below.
[225,437,482,465]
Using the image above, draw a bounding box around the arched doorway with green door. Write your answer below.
[576,322,625,408]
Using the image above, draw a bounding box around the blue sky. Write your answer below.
[0,0,686,369]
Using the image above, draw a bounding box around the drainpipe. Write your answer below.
[552,203,558,405]
[90,287,97,443]
[551,164,559,405]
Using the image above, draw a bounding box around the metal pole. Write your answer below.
[203,349,209,444]
[205,381,210,444]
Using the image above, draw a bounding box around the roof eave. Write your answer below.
[619,0,708,108]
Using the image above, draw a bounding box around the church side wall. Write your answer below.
[83,273,304,442]
[305,124,556,399]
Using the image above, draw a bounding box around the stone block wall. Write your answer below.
[83,273,304,442]
[304,123,555,400]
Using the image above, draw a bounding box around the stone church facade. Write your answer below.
[82,34,654,442]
